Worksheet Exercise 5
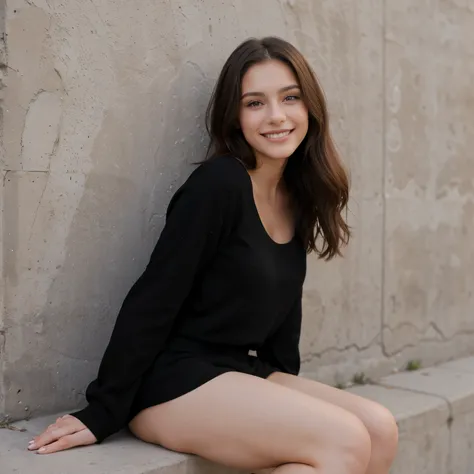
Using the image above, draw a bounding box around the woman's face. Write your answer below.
[239,59,309,164]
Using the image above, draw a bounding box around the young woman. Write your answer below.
[29,37,398,474]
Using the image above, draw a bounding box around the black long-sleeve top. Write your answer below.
[71,155,307,442]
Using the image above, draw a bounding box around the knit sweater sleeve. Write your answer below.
[71,160,238,443]
[258,290,303,375]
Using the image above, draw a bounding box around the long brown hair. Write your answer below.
[205,36,350,260]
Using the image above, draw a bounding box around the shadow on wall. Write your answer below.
[4,61,216,416]
[46,61,213,359]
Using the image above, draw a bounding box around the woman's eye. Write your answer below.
[285,95,300,102]
[247,101,262,108]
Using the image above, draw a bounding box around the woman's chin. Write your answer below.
[256,145,300,161]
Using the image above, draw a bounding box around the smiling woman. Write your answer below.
[206,37,350,259]
[240,66,308,161]
[29,37,398,474]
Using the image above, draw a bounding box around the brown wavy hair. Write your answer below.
[205,36,351,260]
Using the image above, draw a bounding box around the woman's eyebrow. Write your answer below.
[241,84,300,100]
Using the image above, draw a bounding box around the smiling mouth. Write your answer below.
[261,130,294,139]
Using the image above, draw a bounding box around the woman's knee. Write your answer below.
[364,403,399,465]
[338,414,372,472]
[310,411,371,474]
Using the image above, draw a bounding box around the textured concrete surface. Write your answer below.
[451,411,474,474]
[0,0,473,421]
[378,357,474,474]
[380,357,474,417]
[297,0,386,384]
[0,415,245,474]
[382,0,474,367]
[1,357,472,474]
[348,384,452,474]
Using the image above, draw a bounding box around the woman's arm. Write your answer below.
[29,159,239,453]
[258,291,303,375]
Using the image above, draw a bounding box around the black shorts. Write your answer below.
[129,336,277,419]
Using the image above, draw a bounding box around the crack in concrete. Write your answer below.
[302,333,381,362]
[27,174,50,244]
[3,170,49,173]
[53,67,66,94]
[20,89,49,171]
[2,170,10,186]
[2,64,20,74]
[429,321,448,340]
[303,323,474,361]
[50,134,60,161]
[3,170,50,190]
[0,329,6,413]
[384,320,450,341]
[382,325,474,358]
[3,170,51,245]
[0,329,5,355]
[393,321,474,339]
[0,28,7,73]
[376,380,454,427]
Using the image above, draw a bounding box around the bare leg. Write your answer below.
[268,373,399,474]
[130,372,371,473]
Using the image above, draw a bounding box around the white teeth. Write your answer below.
[264,131,291,139]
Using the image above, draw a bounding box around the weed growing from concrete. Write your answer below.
[0,419,26,432]
[352,372,369,385]
[406,359,422,371]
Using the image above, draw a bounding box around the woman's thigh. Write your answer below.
[129,371,371,472]
[268,372,398,447]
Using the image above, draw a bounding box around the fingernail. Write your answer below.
[38,447,46,453]
[28,443,36,450]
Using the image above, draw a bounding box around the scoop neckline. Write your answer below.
[230,156,297,247]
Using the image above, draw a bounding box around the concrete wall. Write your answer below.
[0,0,473,421]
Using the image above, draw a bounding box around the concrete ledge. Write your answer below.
[349,356,474,474]
[1,357,473,474]
[0,421,245,474]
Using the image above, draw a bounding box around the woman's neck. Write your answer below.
[249,156,288,201]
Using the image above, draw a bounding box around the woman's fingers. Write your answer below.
[28,416,81,450]
[35,429,96,455]
[28,415,96,453]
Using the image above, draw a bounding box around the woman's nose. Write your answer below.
[267,102,286,124]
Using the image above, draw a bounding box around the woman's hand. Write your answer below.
[27,415,97,454]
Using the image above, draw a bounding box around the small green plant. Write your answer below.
[352,372,369,385]
[406,359,422,371]
[335,382,346,390]
[0,419,26,432]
